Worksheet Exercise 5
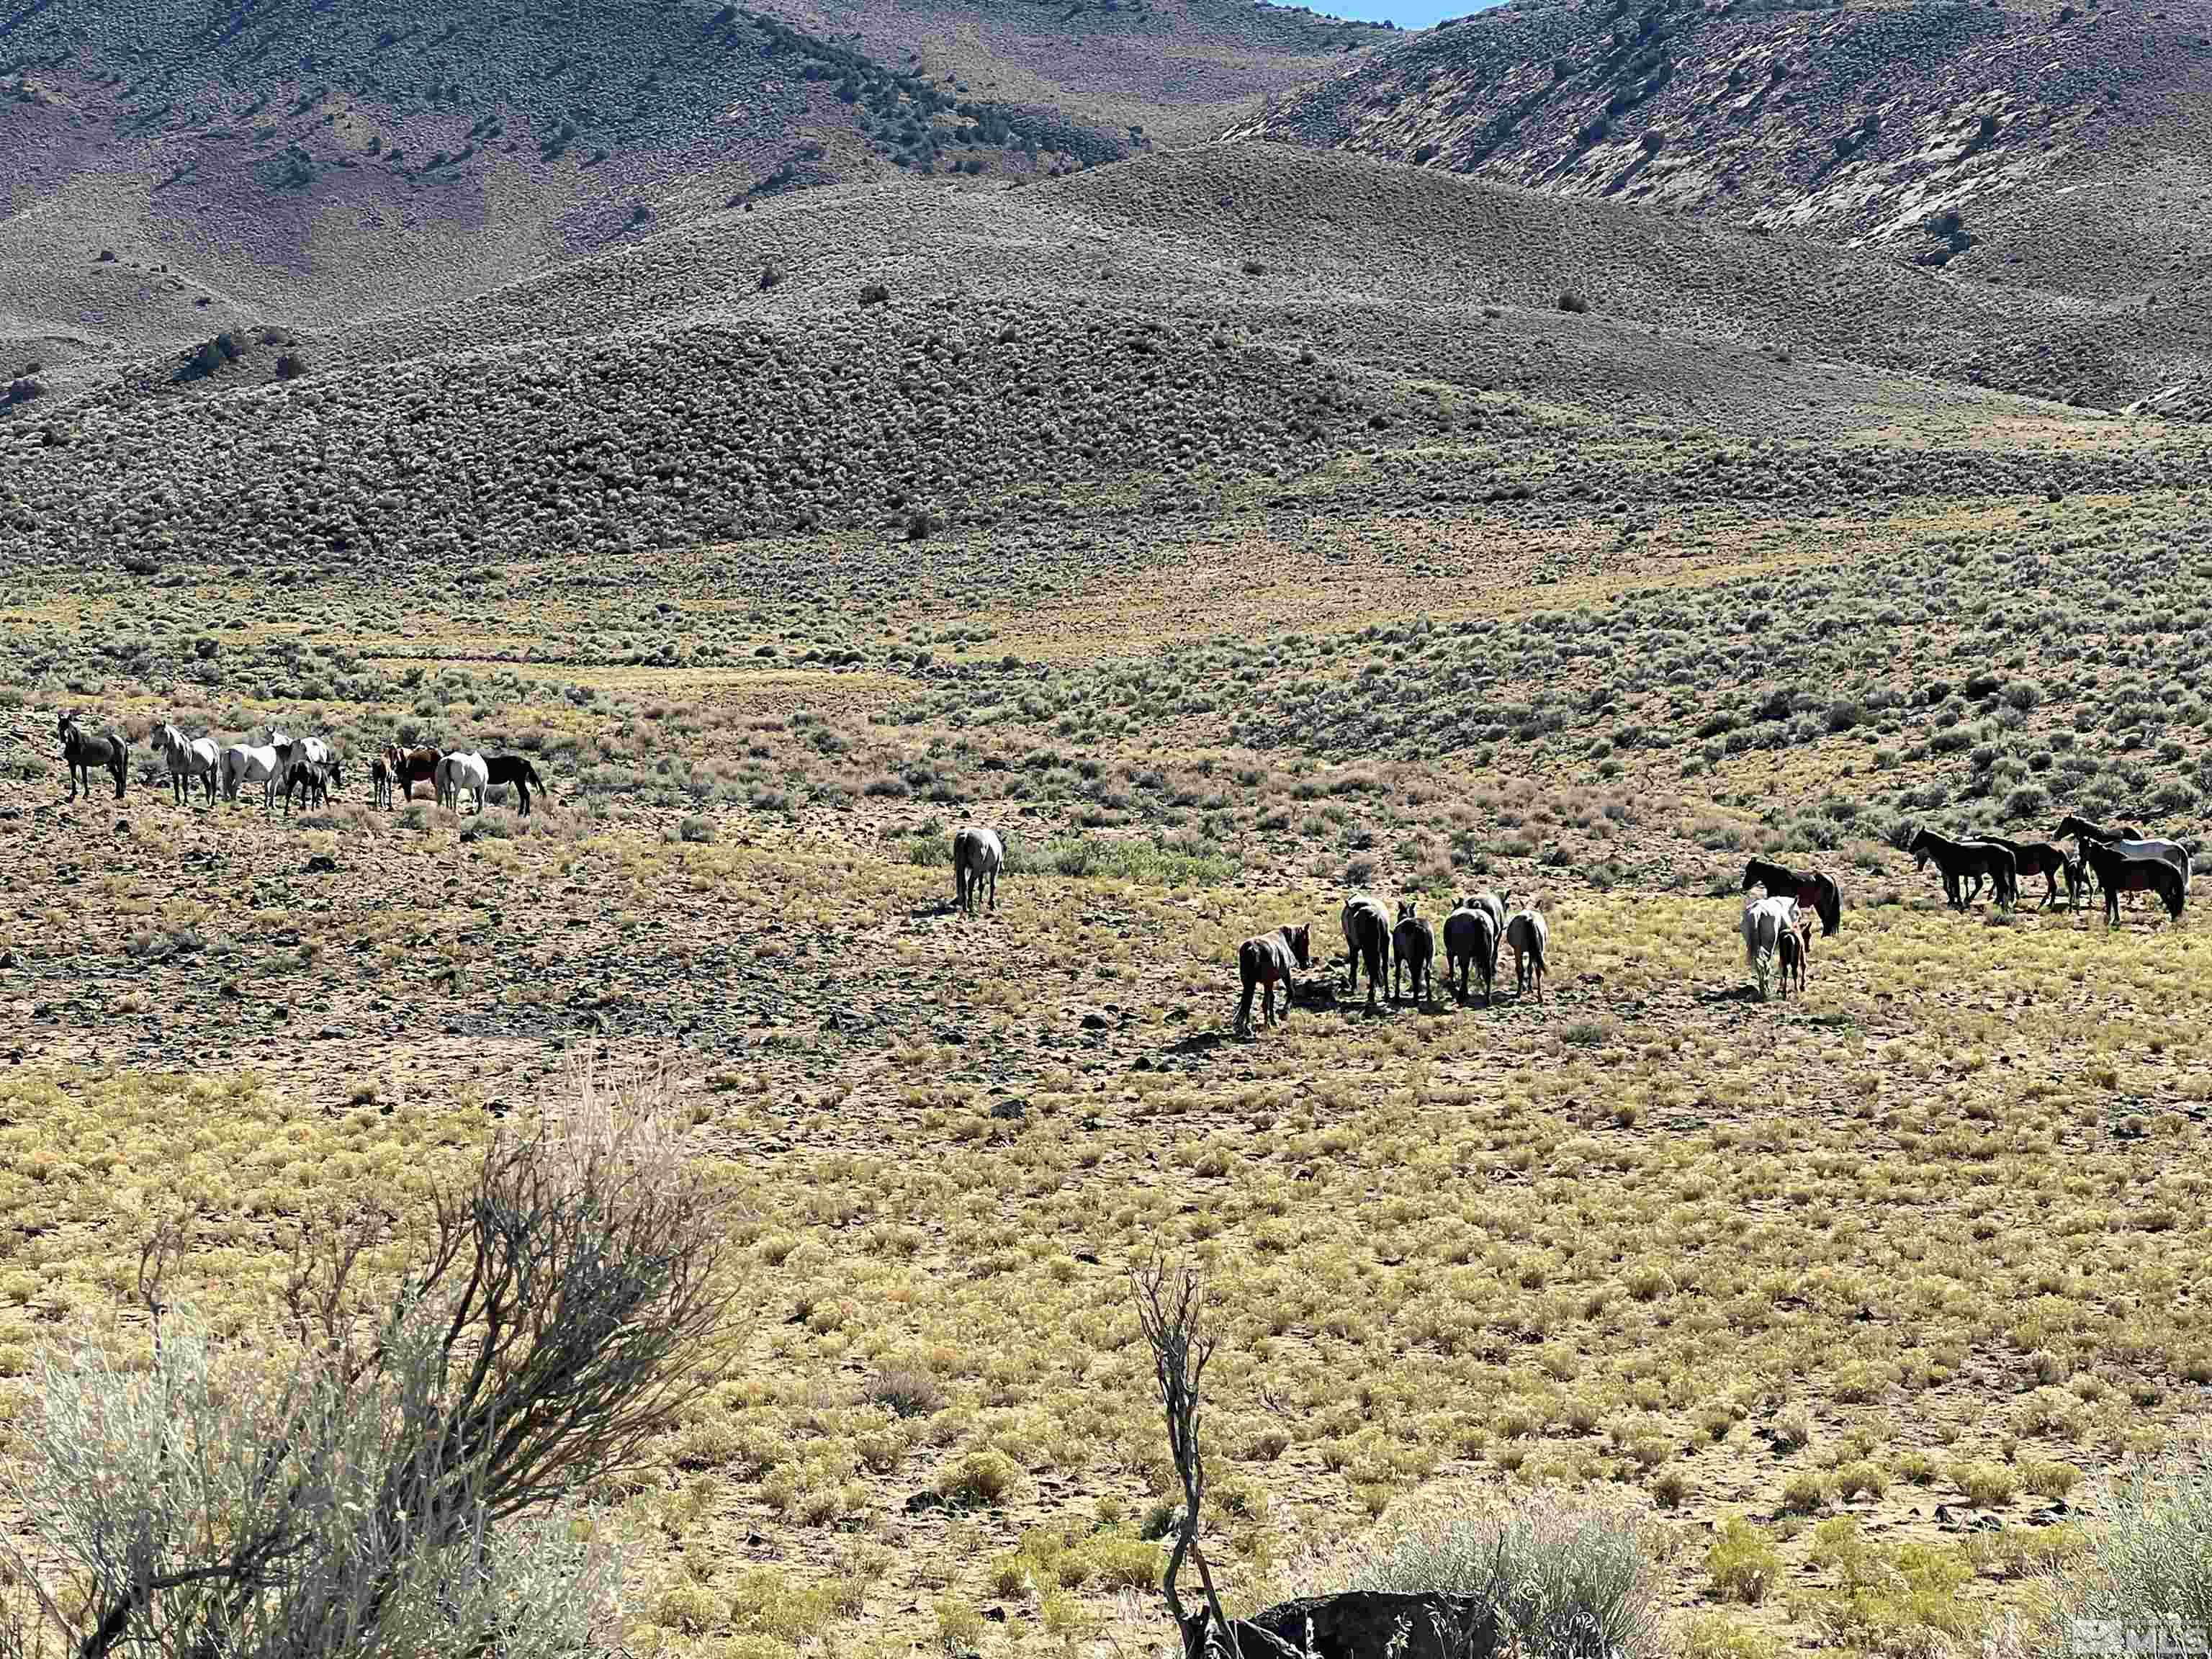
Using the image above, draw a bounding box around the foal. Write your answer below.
[1776,923,1807,997]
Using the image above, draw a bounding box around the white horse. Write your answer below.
[1505,904,1549,1004]
[436,750,490,814]
[953,825,1004,915]
[1742,896,1800,1000]
[153,724,220,808]
[220,742,282,814]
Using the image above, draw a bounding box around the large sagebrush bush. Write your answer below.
[0,1069,734,1659]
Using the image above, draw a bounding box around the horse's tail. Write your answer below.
[952,830,972,902]
[1819,876,1841,938]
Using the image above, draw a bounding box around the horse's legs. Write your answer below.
[988,867,997,912]
[1235,980,1254,1035]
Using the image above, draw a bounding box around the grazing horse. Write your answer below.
[152,724,220,808]
[371,755,395,811]
[1908,830,2018,909]
[953,825,1004,915]
[1777,925,1807,998]
[485,754,548,816]
[1742,896,1799,999]
[57,713,127,801]
[394,745,443,803]
[1340,896,1392,1010]
[436,751,490,814]
[1391,901,1435,1005]
[2084,840,2187,925]
[1742,858,1842,938]
[219,742,282,815]
[1234,923,1311,1035]
[1969,834,2074,909]
[1442,900,1501,1006]
[1504,906,1548,1004]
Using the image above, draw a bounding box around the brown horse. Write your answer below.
[1234,924,1310,1035]
[394,745,442,803]
[371,754,395,811]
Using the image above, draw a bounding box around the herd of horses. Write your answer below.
[1905,816,2190,925]
[57,714,549,818]
[947,812,2190,1033]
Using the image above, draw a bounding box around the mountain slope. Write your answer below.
[0,0,1391,372]
[1231,0,2212,312]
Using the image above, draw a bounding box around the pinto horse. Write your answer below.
[1234,923,1310,1035]
[1908,830,2017,910]
[58,713,127,801]
[1341,896,1391,1010]
[1741,896,1799,999]
[1742,858,1842,937]
[2085,840,2186,925]
[485,754,548,815]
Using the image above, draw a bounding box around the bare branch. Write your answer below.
[1133,1256,1241,1659]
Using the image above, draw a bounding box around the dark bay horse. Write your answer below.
[371,755,395,811]
[1442,901,1500,1005]
[395,745,443,803]
[485,754,549,815]
[1970,834,2074,909]
[1909,830,2017,909]
[2085,840,2186,925]
[1234,923,1310,1035]
[58,713,127,801]
[1742,858,1841,937]
[1341,896,1392,1010]
[1391,902,1435,1005]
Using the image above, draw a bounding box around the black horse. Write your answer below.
[58,712,127,801]
[1969,834,2075,909]
[485,754,548,816]
[1742,858,1843,937]
[1341,897,1391,1010]
[2056,813,2149,909]
[282,757,344,814]
[2084,840,2186,925]
[1391,902,1435,1004]
[1909,830,2018,910]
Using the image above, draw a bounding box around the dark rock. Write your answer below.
[989,1097,1027,1121]
[1211,1592,1502,1659]
[983,1607,1007,1624]
[1080,1012,1110,1030]
[903,1488,948,1516]
[304,855,338,873]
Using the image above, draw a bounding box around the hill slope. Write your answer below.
[1231,0,2212,316]
[0,0,1390,372]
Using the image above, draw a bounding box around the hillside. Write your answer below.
[1232,0,2212,379]
[0,0,1390,373]
[9,143,2210,573]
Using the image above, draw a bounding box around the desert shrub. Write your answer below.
[2051,1455,2212,1657]
[0,1070,729,1657]
[937,1451,1019,1510]
[1328,1488,1663,1659]
[1707,1516,1781,1604]
[274,351,309,380]
[1557,290,1590,314]
[863,1366,945,1419]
